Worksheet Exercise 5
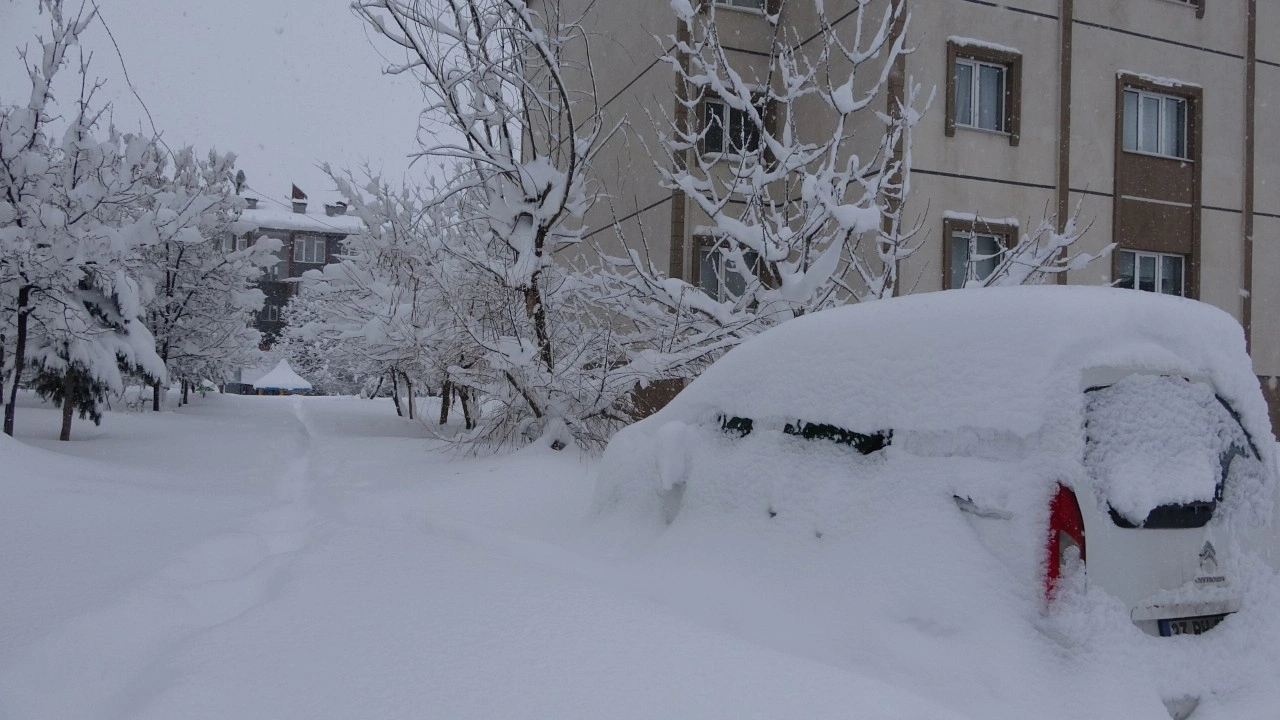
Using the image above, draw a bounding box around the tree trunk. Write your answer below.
[404,372,415,420]
[369,375,384,400]
[460,386,475,430]
[59,367,75,442]
[523,277,555,374]
[4,286,32,437]
[154,345,169,411]
[182,380,189,406]
[390,371,403,417]
[439,379,452,425]
[0,330,6,411]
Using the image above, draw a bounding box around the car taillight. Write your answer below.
[1046,482,1086,601]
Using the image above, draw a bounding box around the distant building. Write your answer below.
[230,187,363,345]
[221,187,362,395]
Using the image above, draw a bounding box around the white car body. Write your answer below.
[597,286,1280,642]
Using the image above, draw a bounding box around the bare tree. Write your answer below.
[648,0,925,325]
[347,0,650,449]
[956,205,1112,288]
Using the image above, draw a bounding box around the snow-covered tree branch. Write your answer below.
[139,148,280,411]
[0,0,170,439]
[655,0,925,322]
[957,204,1112,288]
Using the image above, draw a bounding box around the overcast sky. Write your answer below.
[0,0,428,208]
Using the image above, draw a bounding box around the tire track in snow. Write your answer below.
[0,399,320,720]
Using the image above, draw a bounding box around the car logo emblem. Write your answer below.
[1199,541,1218,575]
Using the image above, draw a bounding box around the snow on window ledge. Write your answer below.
[947,36,1021,56]
[1118,70,1202,90]
[942,210,1020,227]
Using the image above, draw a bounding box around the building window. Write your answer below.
[1123,88,1188,159]
[702,99,763,156]
[945,39,1022,146]
[943,217,1017,289]
[1115,249,1184,296]
[293,234,327,264]
[261,304,280,322]
[222,234,249,252]
[715,0,764,8]
[954,59,1005,132]
[696,236,758,302]
[1166,0,1206,18]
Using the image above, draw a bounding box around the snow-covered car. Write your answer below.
[596,286,1279,645]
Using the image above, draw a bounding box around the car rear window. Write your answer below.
[1084,375,1260,528]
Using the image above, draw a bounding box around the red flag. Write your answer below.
[291,184,308,200]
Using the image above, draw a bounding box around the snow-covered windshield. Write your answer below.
[1084,374,1255,527]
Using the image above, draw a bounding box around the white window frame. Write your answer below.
[714,0,765,11]
[954,58,1007,133]
[261,304,280,322]
[223,235,250,253]
[292,235,327,264]
[697,240,759,303]
[949,230,1005,288]
[1123,87,1189,159]
[1116,249,1185,296]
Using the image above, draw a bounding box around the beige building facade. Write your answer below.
[558,0,1280,427]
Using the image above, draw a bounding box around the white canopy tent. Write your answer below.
[251,359,313,394]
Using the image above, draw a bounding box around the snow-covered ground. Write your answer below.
[4,394,1280,719]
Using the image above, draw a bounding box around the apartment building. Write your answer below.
[558,0,1280,426]
[230,191,362,344]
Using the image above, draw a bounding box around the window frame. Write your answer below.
[1113,248,1186,297]
[261,304,280,323]
[1162,0,1205,18]
[942,216,1018,290]
[700,95,771,158]
[708,0,781,15]
[292,234,328,265]
[694,234,761,303]
[1122,87,1190,160]
[945,40,1022,146]
[953,57,1007,133]
[713,0,764,11]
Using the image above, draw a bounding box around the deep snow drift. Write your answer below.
[0,395,952,719]
[3,389,1280,719]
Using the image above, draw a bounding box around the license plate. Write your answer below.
[1159,614,1228,637]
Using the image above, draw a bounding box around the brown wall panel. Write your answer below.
[1114,154,1196,205]
[1113,199,1195,255]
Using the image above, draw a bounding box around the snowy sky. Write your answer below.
[0,0,430,208]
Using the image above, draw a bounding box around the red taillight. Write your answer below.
[1045,482,1086,601]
